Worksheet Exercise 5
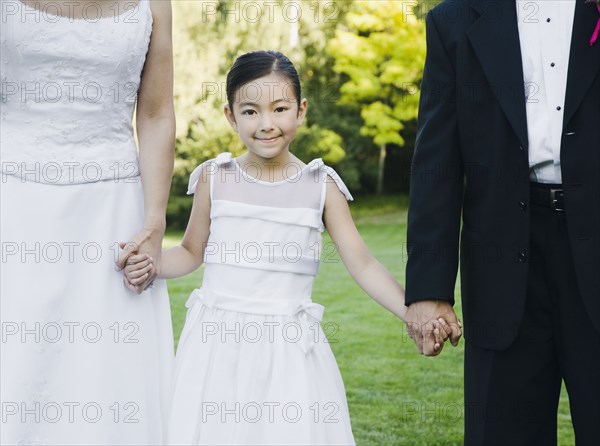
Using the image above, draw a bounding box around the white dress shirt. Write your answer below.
[516,0,576,184]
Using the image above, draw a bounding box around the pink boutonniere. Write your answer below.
[587,0,600,46]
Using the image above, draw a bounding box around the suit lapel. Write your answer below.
[466,0,528,149]
[563,0,600,129]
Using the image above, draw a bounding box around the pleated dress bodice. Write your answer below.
[185,152,353,316]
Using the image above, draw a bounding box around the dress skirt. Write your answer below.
[0,174,174,445]
[167,286,356,445]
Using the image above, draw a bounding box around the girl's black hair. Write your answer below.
[226,50,301,108]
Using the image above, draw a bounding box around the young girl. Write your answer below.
[125,50,451,445]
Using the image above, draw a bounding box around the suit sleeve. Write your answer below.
[405,12,464,306]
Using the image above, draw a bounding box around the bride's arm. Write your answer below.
[137,0,175,229]
[116,0,175,292]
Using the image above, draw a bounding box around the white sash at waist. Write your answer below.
[183,287,325,354]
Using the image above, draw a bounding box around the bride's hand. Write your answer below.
[115,225,164,294]
[123,253,155,289]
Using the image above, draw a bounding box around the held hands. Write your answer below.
[404,300,462,356]
[115,226,163,294]
[122,253,156,291]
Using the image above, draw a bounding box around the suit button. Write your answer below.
[519,201,527,210]
[519,145,524,151]
[518,251,527,263]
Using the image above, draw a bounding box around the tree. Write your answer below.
[328,1,425,194]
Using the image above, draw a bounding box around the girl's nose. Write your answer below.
[260,114,275,132]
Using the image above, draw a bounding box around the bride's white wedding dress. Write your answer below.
[1,1,173,444]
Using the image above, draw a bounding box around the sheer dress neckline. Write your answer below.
[232,157,320,186]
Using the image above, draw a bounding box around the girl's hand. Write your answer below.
[115,225,164,293]
[432,318,458,354]
[405,300,462,356]
[123,253,156,292]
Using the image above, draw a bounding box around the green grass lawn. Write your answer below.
[163,194,575,445]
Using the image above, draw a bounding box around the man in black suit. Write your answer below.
[405,0,600,444]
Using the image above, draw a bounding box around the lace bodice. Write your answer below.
[0,0,152,184]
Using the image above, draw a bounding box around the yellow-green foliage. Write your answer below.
[328,1,426,147]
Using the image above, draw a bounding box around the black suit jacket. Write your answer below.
[406,0,600,349]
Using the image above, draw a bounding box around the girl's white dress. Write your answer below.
[1,1,173,444]
[168,152,356,445]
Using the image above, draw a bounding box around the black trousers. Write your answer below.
[464,187,600,446]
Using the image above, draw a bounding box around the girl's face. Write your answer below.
[224,72,307,160]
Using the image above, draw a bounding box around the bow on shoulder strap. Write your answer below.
[187,152,233,195]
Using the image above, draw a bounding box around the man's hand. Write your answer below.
[405,299,462,356]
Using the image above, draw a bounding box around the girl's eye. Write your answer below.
[241,109,257,115]
[275,107,289,113]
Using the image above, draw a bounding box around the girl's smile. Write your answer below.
[255,135,282,143]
